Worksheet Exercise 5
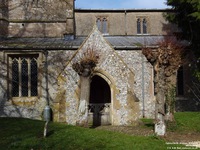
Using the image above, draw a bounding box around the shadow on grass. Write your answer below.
[89,125,101,129]
[144,123,154,128]
[47,130,55,137]
[140,118,154,129]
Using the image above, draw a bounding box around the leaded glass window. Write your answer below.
[10,55,39,97]
[21,58,28,96]
[137,18,141,34]
[31,58,38,96]
[143,18,147,34]
[12,58,19,97]
[137,17,148,34]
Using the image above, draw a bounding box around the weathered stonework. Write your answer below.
[0,52,46,119]
[1,0,185,126]
[0,26,156,125]
[75,10,179,36]
[2,0,75,38]
[46,26,154,125]
[118,51,155,118]
[8,22,66,38]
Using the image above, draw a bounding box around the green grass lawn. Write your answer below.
[168,112,200,132]
[0,112,199,150]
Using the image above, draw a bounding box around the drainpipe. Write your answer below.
[43,50,51,122]
[45,50,49,106]
[142,53,145,118]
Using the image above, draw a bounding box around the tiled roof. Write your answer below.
[106,36,163,49]
[0,35,165,50]
[0,37,84,50]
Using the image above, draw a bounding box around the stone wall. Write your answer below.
[0,28,155,124]
[0,50,74,120]
[47,50,76,122]
[8,1,67,20]
[3,0,75,38]
[117,51,155,118]
[75,10,179,36]
[0,20,9,38]
[0,0,8,38]
[0,51,46,119]
[8,22,66,38]
[2,0,179,38]
[52,27,155,125]
[61,27,140,125]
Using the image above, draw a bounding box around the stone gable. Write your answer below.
[60,26,141,125]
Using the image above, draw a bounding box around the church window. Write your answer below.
[137,17,148,34]
[96,17,108,34]
[137,18,141,34]
[143,18,147,34]
[96,18,101,31]
[102,18,108,34]
[9,55,39,97]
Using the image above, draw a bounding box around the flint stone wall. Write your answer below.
[118,51,155,118]
[0,47,155,125]
[57,27,155,125]
[0,29,155,124]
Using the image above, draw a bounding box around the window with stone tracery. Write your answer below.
[137,18,141,34]
[96,17,108,34]
[143,18,147,34]
[137,17,148,34]
[9,55,39,97]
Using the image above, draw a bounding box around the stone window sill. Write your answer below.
[10,97,38,107]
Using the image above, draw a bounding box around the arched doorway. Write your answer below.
[89,75,111,126]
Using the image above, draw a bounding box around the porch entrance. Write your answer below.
[89,75,111,126]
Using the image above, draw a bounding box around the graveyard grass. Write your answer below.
[0,112,199,150]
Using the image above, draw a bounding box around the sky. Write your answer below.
[75,0,169,9]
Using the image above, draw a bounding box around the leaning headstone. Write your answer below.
[155,113,166,136]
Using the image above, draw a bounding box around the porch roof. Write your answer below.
[0,35,165,50]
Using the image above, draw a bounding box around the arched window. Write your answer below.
[10,55,39,97]
[96,18,101,32]
[102,18,107,34]
[137,18,141,34]
[96,17,108,34]
[143,18,147,34]
[31,58,38,96]
[12,58,19,97]
[21,58,28,96]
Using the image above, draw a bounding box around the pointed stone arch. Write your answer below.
[88,70,115,126]
[90,75,111,104]
[64,25,141,126]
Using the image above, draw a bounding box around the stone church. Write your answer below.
[0,0,188,125]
